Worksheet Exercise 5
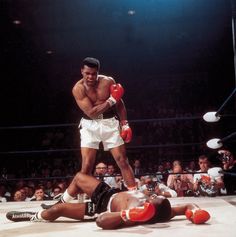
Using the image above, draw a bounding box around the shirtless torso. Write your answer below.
[76,75,113,106]
[110,190,148,212]
[72,70,115,119]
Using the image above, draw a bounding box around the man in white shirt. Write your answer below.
[193,155,224,196]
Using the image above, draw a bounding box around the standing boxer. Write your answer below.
[72,57,135,188]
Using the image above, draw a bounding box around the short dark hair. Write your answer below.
[82,57,100,70]
[53,186,62,192]
[147,198,172,224]
[198,155,208,161]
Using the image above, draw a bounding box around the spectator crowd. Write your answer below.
[1,149,235,203]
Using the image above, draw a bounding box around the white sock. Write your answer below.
[61,189,74,203]
[36,209,44,220]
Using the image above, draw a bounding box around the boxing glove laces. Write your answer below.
[120,202,155,222]
[107,83,124,106]
[185,208,210,224]
[120,120,132,143]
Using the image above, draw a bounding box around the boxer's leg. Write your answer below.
[6,203,87,222]
[110,145,136,189]
[67,172,101,197]
[41,169,100,210]
[80,147,97,175]
[42,203,86,221]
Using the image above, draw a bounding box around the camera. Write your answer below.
[146,181,156,192]
[176,174,181,180]
[217,153,230,162]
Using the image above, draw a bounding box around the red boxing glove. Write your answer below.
[185,209,210,224]
[107,83,124,107]
[120,120,132,143]
[120,202,156,222]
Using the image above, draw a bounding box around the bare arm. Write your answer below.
[115,99,127,121]
[96,212,135,230]
[215,177,225,189]
[115,97,133,143]
[167,175,175,188]
[72,84,111,119]
[171,203,199,218]
[154,185,177,198]
[193,179,199,191]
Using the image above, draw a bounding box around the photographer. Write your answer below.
[218,149,236,195]
[167,165,194,197]
[193,155,224,197]
[140,176,177,198]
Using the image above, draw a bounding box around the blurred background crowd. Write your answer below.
[1,145,235,202]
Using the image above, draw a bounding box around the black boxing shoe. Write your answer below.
[41,199,62,209]
[6,211,37,222]
[40,203,54,209]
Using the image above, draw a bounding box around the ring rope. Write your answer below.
[0,114,235,130]
[0,142,205,155]
[1,171,236,183]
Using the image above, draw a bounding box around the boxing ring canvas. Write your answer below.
[0,196,235,237]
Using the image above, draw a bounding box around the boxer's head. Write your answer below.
[147,195,172,223]
[81,57,100,86]
[82,57,100,70]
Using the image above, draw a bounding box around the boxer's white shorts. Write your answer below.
[79,117,124,150]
